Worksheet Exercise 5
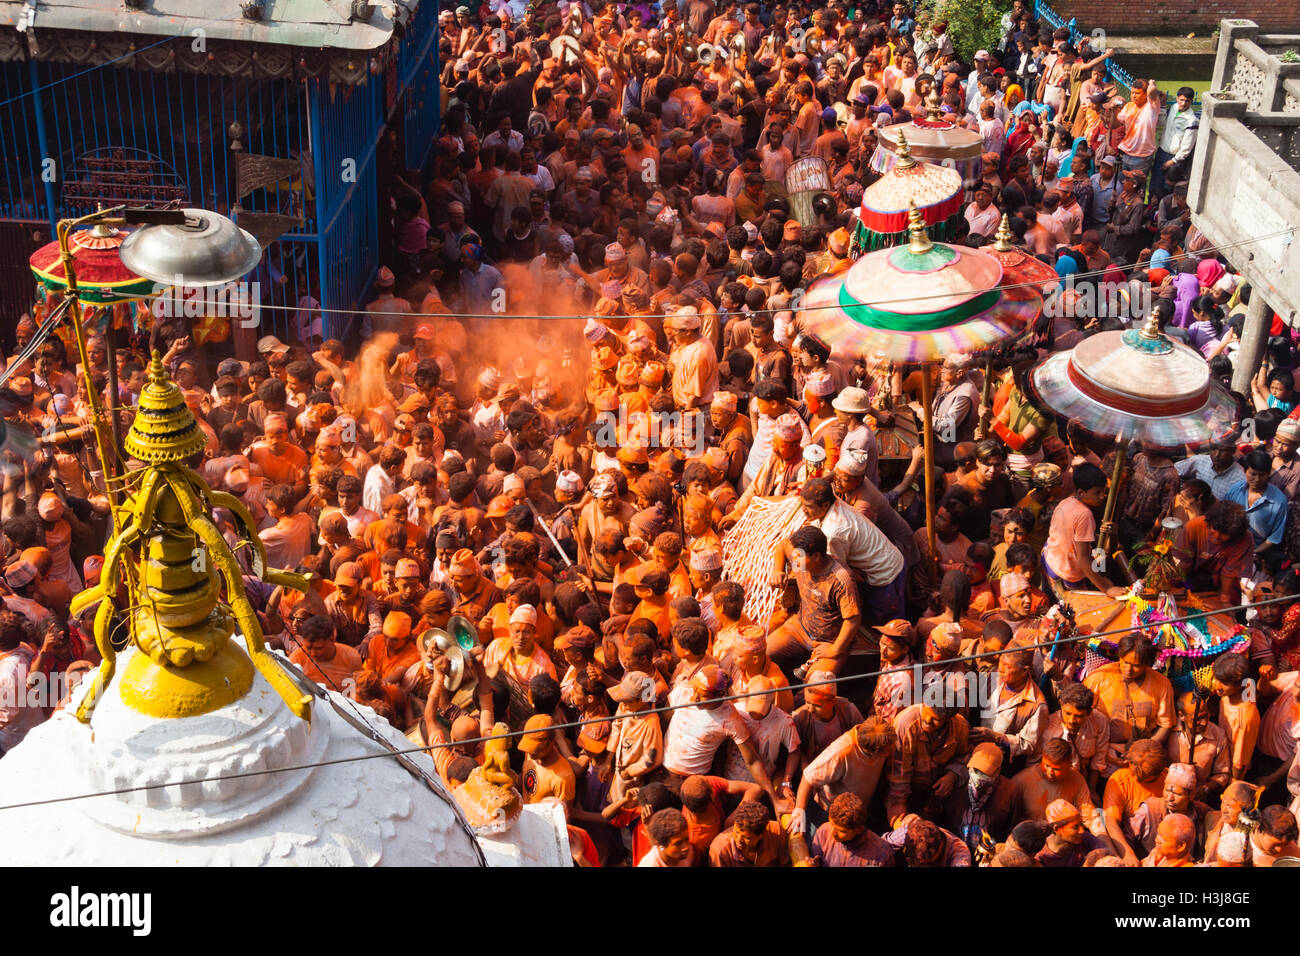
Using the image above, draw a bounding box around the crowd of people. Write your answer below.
[2,0,1300,868]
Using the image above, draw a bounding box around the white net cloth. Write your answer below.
[721,495,805,626]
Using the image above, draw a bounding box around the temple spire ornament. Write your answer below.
[71,354,313,724]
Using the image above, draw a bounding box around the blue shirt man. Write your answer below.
[1224,452,1288,552]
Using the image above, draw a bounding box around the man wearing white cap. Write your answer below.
[577,474,633,567]
[688,548,724,632]
[832,387,880,489]
[548,470,584,562]
[1130,762,1211,857]
[832,452,921,571]
[1268,417,1300,499]
[364,266,413,336]
[666,307,718,412]
[482,603,556,729]
[593,240,649,301]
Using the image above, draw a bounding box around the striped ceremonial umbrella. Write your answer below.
[871,90,984,198]
[29,222,155,305]
[1025,313,1239,550]
[853,132,964,253]
[799,201,1043,566]
[801,205,1042,363]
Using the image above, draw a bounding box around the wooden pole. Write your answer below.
[56,215,122,522]
[919,364,939,580]
[1098,432,1127,555]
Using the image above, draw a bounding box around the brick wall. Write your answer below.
[1053,1,1300,33]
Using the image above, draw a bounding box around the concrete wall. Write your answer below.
[1053,0,1300,33]
[1187,21,1300,327]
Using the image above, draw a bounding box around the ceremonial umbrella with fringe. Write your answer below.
[1024,313,1239,551]
[853,131,964,253]
[29,220,157,349]
[30,222,155,305]
[871,89,984,198]
[798,201,1043,567]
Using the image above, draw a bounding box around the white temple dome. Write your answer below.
[0,641,487,866]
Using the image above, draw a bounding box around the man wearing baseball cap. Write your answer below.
[606,671,663,803]
[516,714,577,807]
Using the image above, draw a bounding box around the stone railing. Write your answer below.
[1214,20,1300,113]
[1187,21,1300,329]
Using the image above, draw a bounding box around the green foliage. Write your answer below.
[920,0,1012,63]
[1280,50,1300,64]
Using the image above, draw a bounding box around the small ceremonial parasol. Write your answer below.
[799,202,1042,566]
[29,221,156,305]
[30,219,160,358]
[984,214,1060,296]
[871,89,984,198]
[1025,313,1239,550]
[854,132,964,253]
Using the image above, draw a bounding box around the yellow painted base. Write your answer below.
[119,641,255,719]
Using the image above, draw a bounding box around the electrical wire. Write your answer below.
[0,36,176,110]
[0,590,1291,814]
[88,225,1297,325]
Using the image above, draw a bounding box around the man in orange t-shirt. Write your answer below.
[1102,738,1169,866]
[289,614,361,691]
[357,611,421,714]
[248,414,309,490]
[680,773,763,860]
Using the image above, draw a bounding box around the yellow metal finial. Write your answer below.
[992,214,1015,252]
[907,200,933,254]
[72,355,312,724]
[124,353,207,463]
[895,130,917,169]
[926,85,943,121]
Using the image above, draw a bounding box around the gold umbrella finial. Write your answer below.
[992,214,1015,252]
[926,85,943,121]
[895,130,916,169]
[1139,311,1164,340]
[907,200,933,254]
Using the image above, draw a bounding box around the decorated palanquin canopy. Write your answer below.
[871,90,984,197]
[800,203,1040,363]
[854,131,964,252]
[1026,316,1239,451]
[29,223,155,305]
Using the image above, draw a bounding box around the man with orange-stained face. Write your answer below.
[885,702,972,827]
[1035,798,1110,867]
[481,603,556,730]
[516,714,577,808]
[289,614,361,691]
[1129,761,1210,858]
[792,670,865,765]
[1101,738,1169,866]
[1007,736,1095,824]
[1141,812,1196,866]
[808,792,897,867]
[353,611,421,716]
[446,548,501,625]
[708,798,789,867]
[249,413,308,489]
